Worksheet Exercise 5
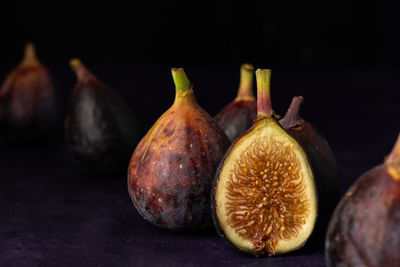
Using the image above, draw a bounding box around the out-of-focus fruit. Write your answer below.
[212,69,317,256]
[325,134,400,267]
[0,43,59,143]
[128,68,230,231]
[65,59,139,175]
[215,64,257,142]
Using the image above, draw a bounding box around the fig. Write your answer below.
[65,59,139,175]
[0,43,59,143]
[212,69,317,256]
[325,134,400,267]
[127,68,230,231]
[280,96,340,228]
[215,64,257,142]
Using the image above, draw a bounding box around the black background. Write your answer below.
[1,1,400,265]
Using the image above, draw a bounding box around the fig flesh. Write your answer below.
[215,64,257,142]
[65,59,139,175]
[280,96,340,230]
[0,43,59,143]
[325,134,400,267]
[127,68,230,231]
[212,70,317,256]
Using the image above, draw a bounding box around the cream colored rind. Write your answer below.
[215,117,317,255]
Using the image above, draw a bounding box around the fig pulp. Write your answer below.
[128,68,230,231]
[65,59,139,175]
[325,134,400,267]
[280,96,340,233]
[215,64,257,142]
[0,43,59,143]
[212,69,317,256]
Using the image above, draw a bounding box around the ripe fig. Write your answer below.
[215,64,257,142]
[325,134,400,267]
[127,68,230,231]
[280,96,340,230]
[0,43,59,143]
[212,69,317,256]
[65,59,139,175]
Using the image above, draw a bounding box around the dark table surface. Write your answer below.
[0,66,399,266]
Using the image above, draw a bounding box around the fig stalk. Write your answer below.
[256,69,273,117]
[236,64,255,100]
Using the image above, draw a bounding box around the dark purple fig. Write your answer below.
[0,43,59,143]
[212,69,317,256]
[325,134,400,267]
[215,64,257,142]
[280,96,340,227]
[127,68,230,231]
[65,59,139,175]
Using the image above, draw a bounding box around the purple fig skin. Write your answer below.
[128,69,230,231]
[65,59,139,175]
[215,100,257,142]
[0,43,59,143]
[215,64,257,142]
[325,135,400,267]
[280,96,340,219]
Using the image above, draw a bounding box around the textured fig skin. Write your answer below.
[0,56,59,143]
[65,68,139,175]
[215,99,257,142]
[128,93,230,231]
[325,165,400,267]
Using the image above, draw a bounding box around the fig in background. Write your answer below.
[280,96,340,240]
[128,68,230,231]
[325,134,400,267]
[215,64,257,142]
[212,69,317,256]
[65,59,139,175]
[0,43,59,144]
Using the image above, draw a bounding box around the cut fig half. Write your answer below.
[212,69,317,256]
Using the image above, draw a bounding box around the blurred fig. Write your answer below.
[0,43,59,143]
[65,59,139,175]
[215,64,257,142]
[326,134,400,267]
[128,68,230,231]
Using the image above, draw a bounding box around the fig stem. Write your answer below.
[24,42,37,62]
[386,134,400,180]
[256,69,274,117]
[280,96,304,128]
[236,64,255,100]
[70,58,92,80]
[171,68,191,93]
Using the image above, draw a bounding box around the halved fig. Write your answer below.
[212,69,317,256]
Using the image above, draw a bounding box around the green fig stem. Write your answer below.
[280,96,304,128]
[236,64,255,100]
[23,42,38,62]
[386,134,400,180]
[256,69,274,117]
[172,68,191,93]
[70,58,92,80]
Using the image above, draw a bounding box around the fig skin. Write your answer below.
[215,64,257,142]
[65,59,139,175]
[325,134,400,267]
[0,43,59,144]
[280,97,340,229]
[128,68,230,231]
